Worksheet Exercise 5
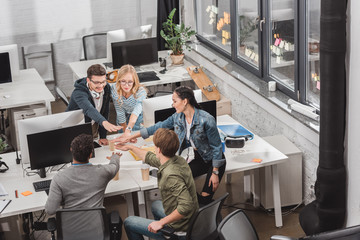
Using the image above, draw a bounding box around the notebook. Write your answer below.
[217,124,254,140]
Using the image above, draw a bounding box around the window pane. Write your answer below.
[196,0,231,53]
[268,0,296,91]
[237,0,259,68]
[306,0,320,108]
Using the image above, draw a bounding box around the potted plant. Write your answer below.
[160,8,196,65]
[239,15,257,54]
[0,136,8,160]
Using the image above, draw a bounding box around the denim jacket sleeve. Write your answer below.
[140,113,176,139]
[204,117,225,168]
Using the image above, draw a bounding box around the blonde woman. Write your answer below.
[110,65,147,136]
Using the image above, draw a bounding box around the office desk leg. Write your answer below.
[271,164,283,227]
[45,101,52,114]
[125,193,134,216]
[137,191,147,218]
[225,173,232,184]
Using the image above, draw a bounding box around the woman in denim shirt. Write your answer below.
[115,86,226,205]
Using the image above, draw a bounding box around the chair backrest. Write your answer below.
[301,224,360,240]
[56,207,110,240]
[218,209,259,240]
[82,33,107,60]
[186,192,229,240]
[55,86,69,106]
[22,43,55,83]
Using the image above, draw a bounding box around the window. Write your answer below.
[195,0,232,54]
[195,0,320,109]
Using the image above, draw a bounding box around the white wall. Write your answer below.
[346,0,360,227]
[0,0,157,96]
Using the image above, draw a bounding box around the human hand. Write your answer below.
[148,221,164,233]
[99,138,108,145]
[106,152,123,160]
[113,135,131,144]
[102,121,122,132]
[209,173,220,192]
[115,144,132,151]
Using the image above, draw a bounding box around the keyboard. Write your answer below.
[137,71,160,82]
[33,179,52,192]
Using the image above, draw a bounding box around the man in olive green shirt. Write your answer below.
[118,128,198,240]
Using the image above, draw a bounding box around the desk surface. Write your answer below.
[68,51,192,87]
[0,69,55,109]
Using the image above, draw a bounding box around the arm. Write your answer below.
[116,144,148,161]
[148,209,184,233]
[149,175,195,232]
[45,178,62,215]
[204,117,224,168]
[127,87,147,130]
[105,152,121,180]
[72,89,107,125]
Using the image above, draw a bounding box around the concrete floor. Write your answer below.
[24,99,306,240]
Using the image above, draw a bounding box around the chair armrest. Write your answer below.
[271,235,298,240]
[159,225,175,236]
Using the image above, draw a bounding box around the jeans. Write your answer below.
[124,200,166,240]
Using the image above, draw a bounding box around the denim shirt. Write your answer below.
[140,108,225,168]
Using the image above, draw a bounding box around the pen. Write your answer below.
[15,190,18,198]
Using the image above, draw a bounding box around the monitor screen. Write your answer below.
[0,52,12,84]
[0,44,19,78]
[142,89,203,127]
[111,37,158,69]
[155,100,217,123]
[27,122,92,170]
[18,110,85,164]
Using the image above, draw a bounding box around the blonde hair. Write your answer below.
[115,65,142,106]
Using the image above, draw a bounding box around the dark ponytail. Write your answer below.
[174,86,201,109]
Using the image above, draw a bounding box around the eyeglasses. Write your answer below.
[120,80,134,86]
[90,79,107,86]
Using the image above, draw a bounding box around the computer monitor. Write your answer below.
[106,29,126,63]
[0,44,20,78]
[142,89,203,127]
[18,110,85,165]
[111,37,158,69]
[27,122,92,178]
[155,100,217,123]
[106,25,153,63]
[0,52,12,84]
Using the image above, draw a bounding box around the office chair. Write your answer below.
[55,86,69,106]
[54,207,110,240]
[271,224,360,240]
[160,192,229,240]
[82,33,107,60]
[22,43,56,84]
[217,209,259,240]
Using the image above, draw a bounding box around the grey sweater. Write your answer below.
[45,154,120,215]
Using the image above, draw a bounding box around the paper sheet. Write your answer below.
[0,183,8,196]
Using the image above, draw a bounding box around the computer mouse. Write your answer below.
[3,95,10,98]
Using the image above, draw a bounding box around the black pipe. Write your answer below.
[299,0,347,235]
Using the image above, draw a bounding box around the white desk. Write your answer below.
[68,51,192,87]
[0,148,142,219]
[0,69,55,114]
[218,115,288,227]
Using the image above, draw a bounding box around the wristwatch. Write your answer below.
[212,170,219,175]
[126,126,132,132]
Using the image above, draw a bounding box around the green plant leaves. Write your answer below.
[160,8,196,55]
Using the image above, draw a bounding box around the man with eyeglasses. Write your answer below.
[67,64,122,145]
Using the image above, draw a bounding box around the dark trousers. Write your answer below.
[188,151,226,198]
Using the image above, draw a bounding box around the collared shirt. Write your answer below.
[145,152,198,231]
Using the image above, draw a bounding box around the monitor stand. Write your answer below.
[39,168,46,178]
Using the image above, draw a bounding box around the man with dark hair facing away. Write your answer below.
[67,64,122,145]
[45,133,121,215]
[117,128,198,240]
